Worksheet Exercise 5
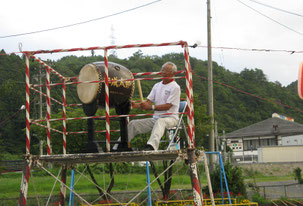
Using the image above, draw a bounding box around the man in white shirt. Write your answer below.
[129,62,181,150]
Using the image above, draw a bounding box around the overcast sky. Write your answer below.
[1,0,303,86]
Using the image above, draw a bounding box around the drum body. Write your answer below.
[77,61,134,109]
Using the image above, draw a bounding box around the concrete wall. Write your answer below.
[234,161,303,176]
[258,145,303,163]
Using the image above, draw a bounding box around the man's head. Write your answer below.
[161,62,177,84]
[161,62,177,73]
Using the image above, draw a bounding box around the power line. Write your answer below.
[247,0,303,18]
[0,0,162,39]
[1,44,302,57]
[197,45,303,54]
[236,0,303,37]
[192,72,303,114]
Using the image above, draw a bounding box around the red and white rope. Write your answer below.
[68,129,120,135]
[104,49,111,152]
[133,70,185,76]
[22,41,185,55]
[30,86,63,106]
[31,122,63,134]
[32,112,186,123]
[62,80,67,155]
[46,66,52,155]
[68,71,184,80]
[31,76,185,88]
[31,55,67,81]
[25,55,31,154]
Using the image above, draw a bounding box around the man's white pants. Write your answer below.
[128,117,178,150]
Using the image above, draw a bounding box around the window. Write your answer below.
[243,139,260,151]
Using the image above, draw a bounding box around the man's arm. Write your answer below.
[131,99,152,109]
[140,101,172,111]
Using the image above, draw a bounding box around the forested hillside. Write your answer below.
[1,49,303,156]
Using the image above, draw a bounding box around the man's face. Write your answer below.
[161,65,174,78]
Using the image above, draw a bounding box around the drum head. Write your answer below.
[77,64,100,104]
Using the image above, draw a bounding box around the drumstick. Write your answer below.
[127,80,144,149]
[136,80,144,102]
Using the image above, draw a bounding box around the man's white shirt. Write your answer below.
[147,81,181,120]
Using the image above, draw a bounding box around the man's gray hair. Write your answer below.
[162,62,177,73]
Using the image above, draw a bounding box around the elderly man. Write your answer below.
[128,62,181,151]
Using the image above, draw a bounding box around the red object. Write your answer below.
[298,62,303,99]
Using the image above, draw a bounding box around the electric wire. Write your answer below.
[212,0,226,67]
[192,71,303,114]
[1,44,303,57]
[0,0,162,39]
[196,45,302,54]
[246,0,303,18]
[235,0,303,37]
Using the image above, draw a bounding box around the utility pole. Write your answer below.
[207,0,215,172]
[215,121,219,151]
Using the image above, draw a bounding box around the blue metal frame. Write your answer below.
[69,169,75,206]
[205,152,232,205]
[146,161,152,206]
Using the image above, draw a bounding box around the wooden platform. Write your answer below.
[29,150,186,165]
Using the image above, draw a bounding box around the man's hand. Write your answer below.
[140,101,152,110]
[131,101,140,109]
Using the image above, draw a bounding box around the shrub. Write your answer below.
[293,167,303,184]
[204,161,247,197]
[251,193,270,204]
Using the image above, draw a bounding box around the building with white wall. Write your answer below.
[224,114,303,163]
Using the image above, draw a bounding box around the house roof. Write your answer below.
[225,117,303,139]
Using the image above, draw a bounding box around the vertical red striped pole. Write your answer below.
[183,43,195,147]
[60,80,67,205]
[25,54,31,154]
[183,43,203,206]
[46,66,52,155]
[104,49,111,152]
[62,80,67,155]
[187,149,203,206]
[19,159,32,206]
[19,54,31,206]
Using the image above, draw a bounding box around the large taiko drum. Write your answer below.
[77,61,134,115]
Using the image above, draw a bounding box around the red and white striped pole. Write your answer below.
[62,80,67,155]
[25,54,31,154]
[46,66,52,155]
[60,80,67,205]
[183,43,195,147]
[59,165,67,206]
[19,54,31,206]
[104,49,111,152]
[183,43,203,206]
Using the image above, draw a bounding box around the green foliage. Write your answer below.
[251,193,271,204]
[206,162,247,197]
[293,167,303,184]
[2,49,303,157]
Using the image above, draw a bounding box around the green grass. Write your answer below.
[0,171,200,199]
[0,167,294,200]
[244,174,293,183]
